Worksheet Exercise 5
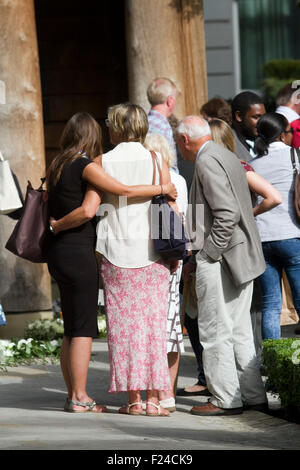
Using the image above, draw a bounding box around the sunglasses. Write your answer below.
[284,128,294,135]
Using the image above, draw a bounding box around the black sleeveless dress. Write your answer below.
[47,157,99,338]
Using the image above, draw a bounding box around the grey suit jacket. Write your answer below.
[188,141,265,286]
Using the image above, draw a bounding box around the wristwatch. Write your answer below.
[49,224,54,233]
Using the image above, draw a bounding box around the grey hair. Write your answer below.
[176,116,211,139]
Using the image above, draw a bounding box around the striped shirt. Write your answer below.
[148,109,178,172]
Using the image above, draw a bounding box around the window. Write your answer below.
[238,0,300,90]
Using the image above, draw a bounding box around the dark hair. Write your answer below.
[254,112,288,157]
[48,112,102,186]
[200,97,232,125]
[231,91,264,121]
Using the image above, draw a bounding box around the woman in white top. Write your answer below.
[251,112,299,340]
[96,103,176,417]
[144,133,188,411]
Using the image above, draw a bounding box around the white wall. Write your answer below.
[203,0,241,100]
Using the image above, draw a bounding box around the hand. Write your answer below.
[50,217,58,235]
[162,183,177,201]
[182,261,196,282]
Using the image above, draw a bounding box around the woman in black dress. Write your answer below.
[47,112,176,413]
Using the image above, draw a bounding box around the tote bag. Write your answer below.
[5,178,50,263]
[0,151,23,214]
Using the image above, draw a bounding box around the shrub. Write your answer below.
[261,59,300,111]
[24,318,64,341]
[263,338,300,414]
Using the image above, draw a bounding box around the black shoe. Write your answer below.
[243,402,269,412]
[176,388,212,397]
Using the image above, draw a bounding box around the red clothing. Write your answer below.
[291,119,300,148]
[240,160,254,172]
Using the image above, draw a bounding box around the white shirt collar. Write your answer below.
[196,140,211,160]
[276,106,300,123]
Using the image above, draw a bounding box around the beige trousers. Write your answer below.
[195,253,267,409]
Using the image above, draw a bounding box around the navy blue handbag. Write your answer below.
[150,151,188,261]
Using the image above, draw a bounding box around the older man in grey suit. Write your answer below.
[176,116,267,416]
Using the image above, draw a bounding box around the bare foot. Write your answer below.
[184,384,208,393]
[70,395,107,413]
[119,403,143,415]
[146,401,170,416]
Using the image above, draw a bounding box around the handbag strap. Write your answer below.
[291,147,300,174]
[150,150,163,185]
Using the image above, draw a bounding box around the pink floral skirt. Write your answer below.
[101,257,171,393]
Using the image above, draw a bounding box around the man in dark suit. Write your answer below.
[176,116,267,416]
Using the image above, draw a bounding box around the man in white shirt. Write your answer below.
[275,82,300,123]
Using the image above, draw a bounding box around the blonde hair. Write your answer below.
[209,118,235,153]
[144,133,175,168]
[147,77,176,106]
[108,103,148,144]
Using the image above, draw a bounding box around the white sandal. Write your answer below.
[119,402,144,415]
[146,401,170,417]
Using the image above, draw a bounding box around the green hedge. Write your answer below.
[261,59,300,111]
[263,338,300,413]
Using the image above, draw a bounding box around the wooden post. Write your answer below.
[0,0,52,338]
[125,0,208,118]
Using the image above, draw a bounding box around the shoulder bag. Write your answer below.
[150,151,188,261]
[0,151,23,214]
[5,178,50,263]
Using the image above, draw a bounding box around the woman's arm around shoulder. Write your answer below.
[82,159,177,200]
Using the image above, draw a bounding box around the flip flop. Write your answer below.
[66,399,107,413]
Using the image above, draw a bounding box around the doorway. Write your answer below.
[34,0,128,167]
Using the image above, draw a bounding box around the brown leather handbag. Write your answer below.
[291,147,300,222]
[5,178,50,263]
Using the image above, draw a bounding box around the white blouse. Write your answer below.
[96,142,163,268]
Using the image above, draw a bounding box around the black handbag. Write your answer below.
[150,151,188,261]
[5,178,50,263]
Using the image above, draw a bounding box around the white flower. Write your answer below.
[50,340,58,347]
[4,349,14,357]
[17,339,27,349]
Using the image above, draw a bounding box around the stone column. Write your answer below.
[0,0,52,338]
[125,0,208,118]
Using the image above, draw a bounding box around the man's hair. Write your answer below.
[276,83,298,107]
[231,91,264,120]
[147,77,176,106]
[176,116,211,139]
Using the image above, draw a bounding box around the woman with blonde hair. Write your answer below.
[93,104,177,416]
[209,118,282,217]
[209,117,282,361]
[47,111,176,413]
[144,133,188,411]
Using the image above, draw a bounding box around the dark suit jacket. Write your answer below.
[188,141,265,286]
